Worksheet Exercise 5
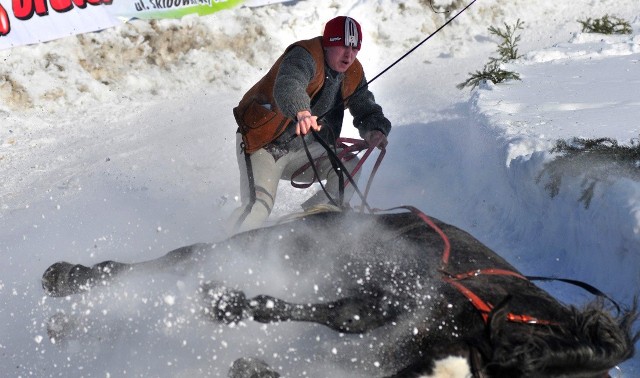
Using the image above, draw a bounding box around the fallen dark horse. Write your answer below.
[42,208,638,377]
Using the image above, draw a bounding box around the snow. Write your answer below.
[1,0,640,376]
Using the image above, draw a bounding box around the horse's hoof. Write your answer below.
[200,282,248,324]
[47,312,80,343]
[42,262,94,297]
[229,357,280,378]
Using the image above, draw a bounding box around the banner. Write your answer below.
[121,0,290,19]
[0,0,120,50]
[0,0,295,50]
[113,0,245,20]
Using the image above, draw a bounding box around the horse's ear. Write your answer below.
[617,296,639,346]
[487,295,513,336]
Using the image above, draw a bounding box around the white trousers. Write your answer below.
[228,133,360,234]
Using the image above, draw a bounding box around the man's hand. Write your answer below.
[296,110,320,135]
[364,130,388,149]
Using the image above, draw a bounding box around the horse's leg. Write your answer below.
[200,281,249,324]
[250,293,403,333]
[200,283,403,333]
[42,243,207,297]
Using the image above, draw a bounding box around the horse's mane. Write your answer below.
[483,298,639,377]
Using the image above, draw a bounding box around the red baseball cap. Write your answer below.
[322,16,362,50]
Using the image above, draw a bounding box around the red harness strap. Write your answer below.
[400,205,451,266]
[400,206,556,326]
[291,137,384,189]
[443,274,557,325]
[443,277,494,323]
[291,137,386,213]
[447,268,527,281]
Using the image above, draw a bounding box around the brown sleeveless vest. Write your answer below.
[233,37,364,154]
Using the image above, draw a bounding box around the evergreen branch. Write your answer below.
[578,15,632,35]
[458,19,524,90]
[537,136,640,208]
[488,19,524,61]
[456,61,521,89]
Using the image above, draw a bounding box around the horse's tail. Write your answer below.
[484,298,639,377]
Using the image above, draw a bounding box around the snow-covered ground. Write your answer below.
[1,0,639,376]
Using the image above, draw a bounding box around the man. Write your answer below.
[229,16,391,233]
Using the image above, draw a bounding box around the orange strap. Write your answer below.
[400,206,556,326]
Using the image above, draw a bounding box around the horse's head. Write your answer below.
[475,299,639,378]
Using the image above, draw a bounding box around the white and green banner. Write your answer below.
[0,0,294,50]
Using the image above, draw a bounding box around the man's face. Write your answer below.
[324,45,359,73]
